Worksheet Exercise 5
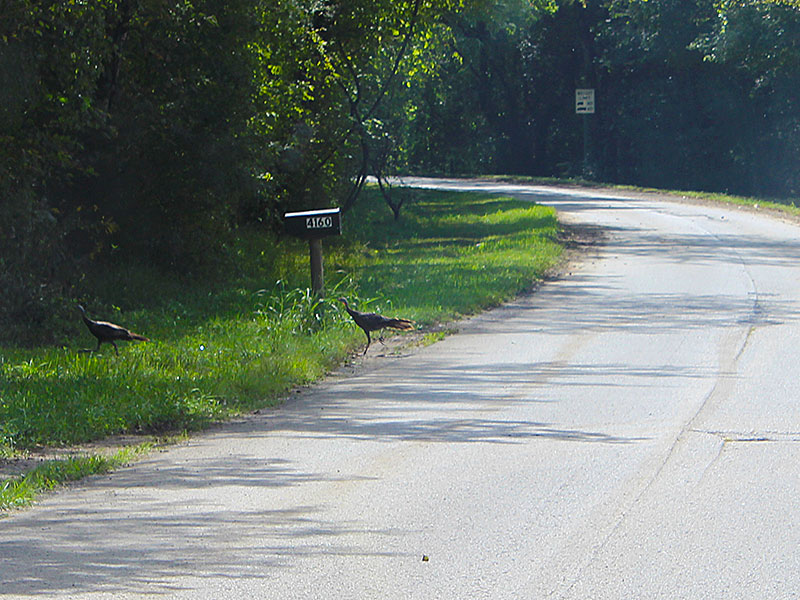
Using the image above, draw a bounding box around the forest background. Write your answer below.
[1,0,799,343]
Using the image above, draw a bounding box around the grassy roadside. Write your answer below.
[0,187,564,510]
[482,174,800,217]
[0,443,153,511]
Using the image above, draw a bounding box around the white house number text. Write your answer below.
[306,216,333,229]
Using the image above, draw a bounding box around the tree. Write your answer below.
[0,0,118,337]
[403,0,800,198]
[0,0,261,340]
[251,0,439,219]
[404,0,583,177]
[696,0,800,196]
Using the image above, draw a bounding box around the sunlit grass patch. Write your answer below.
[0,188,563,460]
[338,190,562,322]
[0,444,152,512]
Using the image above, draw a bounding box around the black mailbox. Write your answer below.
[284,208,342,239]
[282,207,342,295]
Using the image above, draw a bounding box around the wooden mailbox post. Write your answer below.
[283,208,342,296]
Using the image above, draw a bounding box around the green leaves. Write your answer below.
[3,0,797,344]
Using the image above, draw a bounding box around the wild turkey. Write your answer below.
[77,304,149,355]
[338,297,414,355]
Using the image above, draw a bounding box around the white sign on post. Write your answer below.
[575,88,595,114]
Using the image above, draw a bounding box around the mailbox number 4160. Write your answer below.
[306,216,333,229]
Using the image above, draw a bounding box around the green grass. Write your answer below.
[0,188,563,465]
[0,444,152,510]
[485,174,800,216]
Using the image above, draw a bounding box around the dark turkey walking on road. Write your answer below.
[338,297,414,355]
[78,305,150,355]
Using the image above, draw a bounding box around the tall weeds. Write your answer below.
[0,189,562,453]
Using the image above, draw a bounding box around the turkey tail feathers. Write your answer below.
[387,318,414,330]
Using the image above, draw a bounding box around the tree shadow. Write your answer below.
[0,353,658,596]
[0,498,405,596]
[6,179,800,595]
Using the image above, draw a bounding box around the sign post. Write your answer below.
[283,208,342,296]
[575,88,596,177]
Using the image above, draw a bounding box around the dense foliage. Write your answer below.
[405,0,800,199]
[1,0,798,342]
[0,0,461,341]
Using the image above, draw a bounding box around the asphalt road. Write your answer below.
[2,178,800,598]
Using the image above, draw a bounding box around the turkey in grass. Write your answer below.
[338,297,414,355]
[77,305,149,355]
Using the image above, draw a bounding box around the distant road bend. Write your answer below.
[2,177,799,599]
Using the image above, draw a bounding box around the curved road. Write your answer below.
[2,178,800,598]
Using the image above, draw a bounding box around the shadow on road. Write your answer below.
[5,180,800,597]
